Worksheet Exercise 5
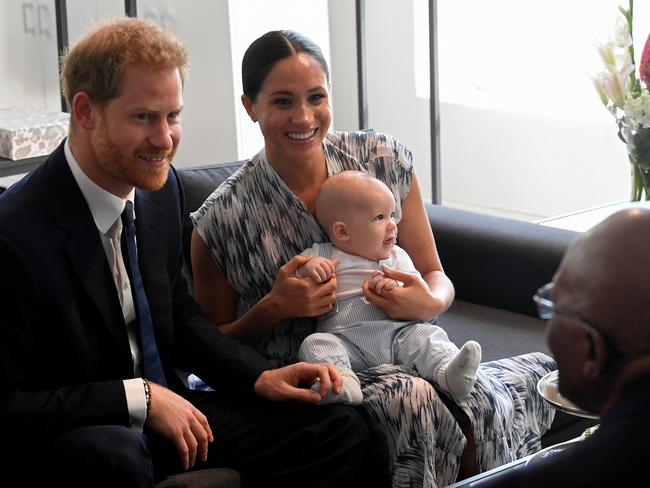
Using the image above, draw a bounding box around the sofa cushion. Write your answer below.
[177,161,245,276]
[441,299,549,362]
[178,161,245,215]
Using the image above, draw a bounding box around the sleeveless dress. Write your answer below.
[192,130,556,487]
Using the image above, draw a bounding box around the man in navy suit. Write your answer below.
[0,17,371,487]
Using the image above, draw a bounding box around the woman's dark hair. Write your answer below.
[242,30,330,102]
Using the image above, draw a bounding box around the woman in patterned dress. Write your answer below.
[190,30,556,487]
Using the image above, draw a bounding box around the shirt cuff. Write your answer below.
[124,378,147,432]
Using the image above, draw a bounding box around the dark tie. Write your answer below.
[121,201,167,386]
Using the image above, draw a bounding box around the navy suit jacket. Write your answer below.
[0,141,270,440]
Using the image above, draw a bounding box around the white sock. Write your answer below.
[437,340,481,399]
[311,369,363,405]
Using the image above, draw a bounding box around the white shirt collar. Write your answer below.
[64,138,135,233]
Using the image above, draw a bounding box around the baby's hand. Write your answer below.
[298,257,339,283]
[369,270,401,295]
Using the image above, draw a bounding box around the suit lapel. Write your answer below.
[47,147,131,354]
[134,190,166,304]
[134,183,176,367]
[134,189,165,281]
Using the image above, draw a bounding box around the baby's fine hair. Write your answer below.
[315,171,391,231]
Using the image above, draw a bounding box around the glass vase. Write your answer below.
[626,127,650,201]
[629,154,650,201]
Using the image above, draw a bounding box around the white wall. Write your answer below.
[0,0,60,112]
[0,0,125,113]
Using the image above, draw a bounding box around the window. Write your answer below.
[416,0,650,220]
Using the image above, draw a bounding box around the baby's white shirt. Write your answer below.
[300,242,426,298]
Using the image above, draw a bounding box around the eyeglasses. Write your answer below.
[533,282,621,357]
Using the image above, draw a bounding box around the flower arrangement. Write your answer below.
[593,0,650,200]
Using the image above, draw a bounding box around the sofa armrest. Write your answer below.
[426,204,578,317]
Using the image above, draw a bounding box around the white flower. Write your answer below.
[623,92,650,128]
[593,2,647,117]
[597,42,618,72]
[614,17,631,48]
[598,65,634,108]
[592,74,610,106]
[618,49,633,69]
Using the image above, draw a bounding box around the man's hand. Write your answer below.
[254,362,343,403]
[145,382,214,471]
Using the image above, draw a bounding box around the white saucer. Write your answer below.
[537,370,599,419]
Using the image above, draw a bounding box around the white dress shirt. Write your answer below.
[64,139,147,431]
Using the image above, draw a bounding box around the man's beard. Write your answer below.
[92,122,175,192]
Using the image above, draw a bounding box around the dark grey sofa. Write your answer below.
[0,157,592,486]
[174,161,597,485]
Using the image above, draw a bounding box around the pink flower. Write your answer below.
[641,33,650,87]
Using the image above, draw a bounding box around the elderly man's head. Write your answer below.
[546,208,650,413]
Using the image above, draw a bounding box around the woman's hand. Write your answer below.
[267,255,338,318]
[296,256,340,283]
[362,265,447,321]
[192,229,337,343]
[368,270,400,295]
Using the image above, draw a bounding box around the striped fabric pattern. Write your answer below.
[192,130,556,487]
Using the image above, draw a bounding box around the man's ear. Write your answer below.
[241,95,257,122]
[332,221,349,242]
[582,329,608,379]
[72,92,96,130]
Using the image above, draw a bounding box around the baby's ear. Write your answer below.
[332,221,349,241]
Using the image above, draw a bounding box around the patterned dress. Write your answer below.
[192,130,556,487]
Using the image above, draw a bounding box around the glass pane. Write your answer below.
[429,0,650,220]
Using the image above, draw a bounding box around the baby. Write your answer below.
[297,170,481,404]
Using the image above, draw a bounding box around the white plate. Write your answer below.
[536,370,599,419]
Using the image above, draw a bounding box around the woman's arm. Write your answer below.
[398,173,455,309]
[191,229,337,345]
[362,173,455,320]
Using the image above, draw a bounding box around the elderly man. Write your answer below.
[479,207,650,486]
